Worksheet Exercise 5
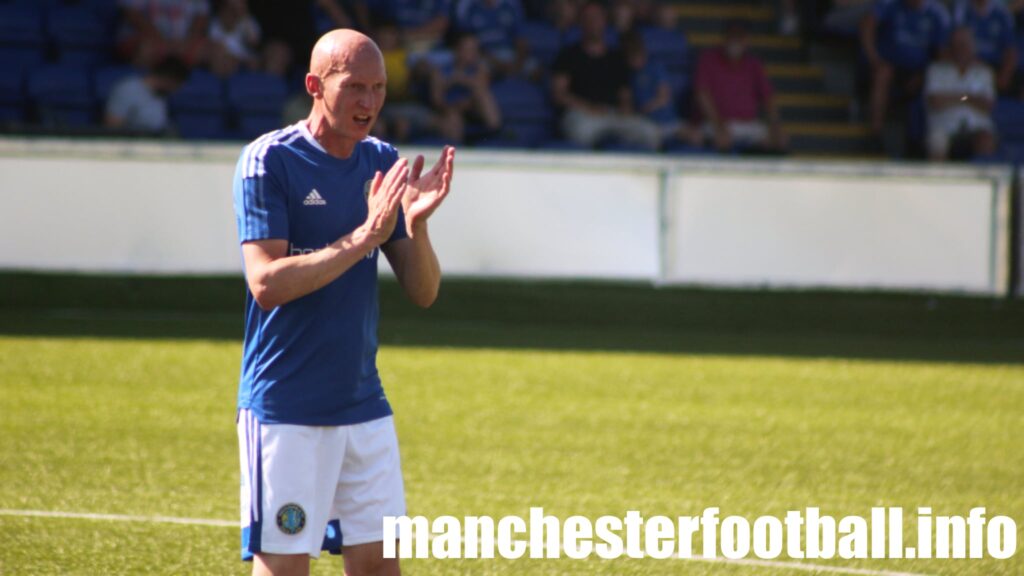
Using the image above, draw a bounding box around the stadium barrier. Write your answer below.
[0,137,1016,296]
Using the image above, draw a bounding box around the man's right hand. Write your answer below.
[359,158,409,247]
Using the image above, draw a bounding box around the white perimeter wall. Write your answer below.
[0,138,1013,295]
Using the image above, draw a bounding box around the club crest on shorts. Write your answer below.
[276,503,306,535]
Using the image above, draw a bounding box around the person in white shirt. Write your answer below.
[209,0,262,77]
[924,26,997,160]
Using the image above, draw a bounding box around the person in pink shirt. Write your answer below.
[692,19,787,152]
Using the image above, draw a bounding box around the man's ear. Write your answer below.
[305,74,321,99]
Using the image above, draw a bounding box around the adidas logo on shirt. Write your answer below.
[303,189,327,206]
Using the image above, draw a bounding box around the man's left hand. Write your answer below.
[403,146,455,238]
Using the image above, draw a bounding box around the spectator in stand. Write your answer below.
[860,0,951,135]
[551,1,660,150]
[208,0,261,77]
[622,32,692,143]
[693,19,787,152]
[924,26,996,160]
[374,20,447,142]
[823,0,875,38]
[610,0,637,35]
[546,0,582,36]
[952,0,1017,94]
[370,0,452,51]
[249,0,363,77]
[429,32,502,142]
[104,57,190,134]
[116,0,210,69]
[452,0,532,76]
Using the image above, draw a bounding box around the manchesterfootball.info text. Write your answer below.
[383,507,1017,561]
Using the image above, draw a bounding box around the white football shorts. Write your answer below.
[237,409,406,560]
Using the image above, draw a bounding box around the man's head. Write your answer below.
[453,33,481,65]
[621,31,647,69]
[147,56,189,96]
[305,29,387,143]
[950,26,976,67]
[722,19,749,61]
[579,1,609,44]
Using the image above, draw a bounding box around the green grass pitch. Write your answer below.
[0,274,1022,575]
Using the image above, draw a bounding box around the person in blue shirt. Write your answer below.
[452,0,529,75]
[861,0,951,134]
[952,0,1018,92]
[367,0,451,48]
[233,28,454,576]
[621,32,691,144]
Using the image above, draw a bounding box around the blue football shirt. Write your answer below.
[873,0,950,70]
[454,0,524,55]
[233,122,408,426]
[952,0,1015,67]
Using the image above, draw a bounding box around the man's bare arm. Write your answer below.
[243,159,409,310]
[382,147,454,308]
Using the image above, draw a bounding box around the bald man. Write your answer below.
[232,29,454,576]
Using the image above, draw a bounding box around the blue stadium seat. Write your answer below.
[227,72,288,139]
[227,72,288,114]
[519,22,561,66]
[0,57,28,123]
[0,5,45,49]
[492,78,550,122]
[994,98,1024,143]
[641,26,688,74]
[561,26,619,49]
[169,70,228,139]
[489,78,553,147]
[47,5,111,66]
[28,64,95,126]
[93,65,139,102]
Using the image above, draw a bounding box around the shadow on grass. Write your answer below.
[1,273,1023,364]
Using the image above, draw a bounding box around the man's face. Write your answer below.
[724,30,747,60]
[580,4,607,42]
[951,29,975,64]
[315,50,387,142]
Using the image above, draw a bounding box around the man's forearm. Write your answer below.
[389,224,441,308]
[248,227,380,310]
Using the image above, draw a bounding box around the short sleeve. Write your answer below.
[234,148,290,244]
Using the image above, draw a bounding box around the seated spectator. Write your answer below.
[372,0,452,51]
[453,0,531,76]
[952,0,1017,93]
[104,57,190,135]
[550,1,660,150]
[610,0,637,35]
[249,0,361,77]
[208,0,261,77]
[374,21,446,142]
[860,0,951,135]
[924,26,996,160]
[428,33,502,142]
[693,19,786,152]
[622,32,691,143]
[823,0,875,38]
[117,0,210,69]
